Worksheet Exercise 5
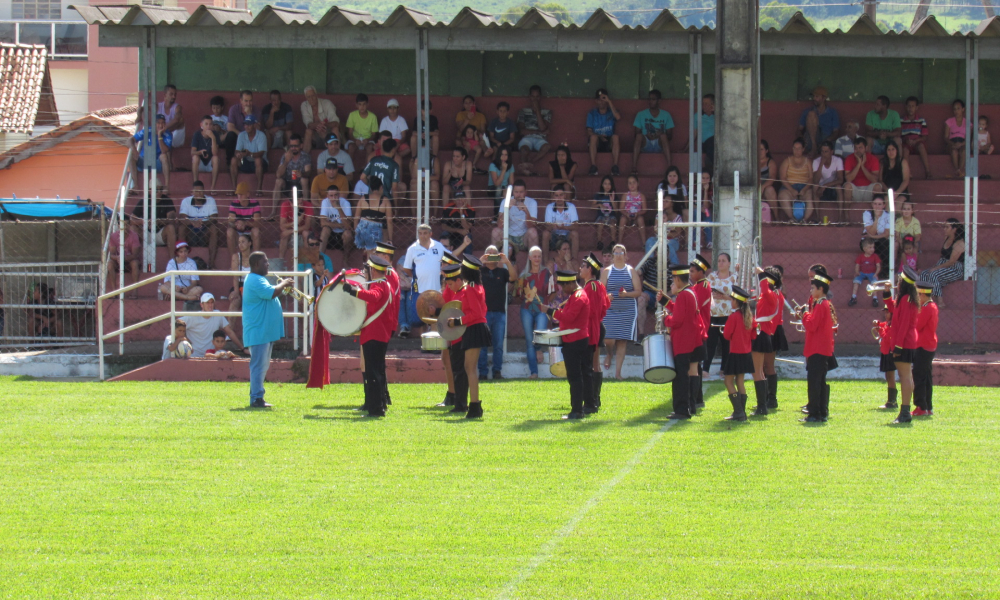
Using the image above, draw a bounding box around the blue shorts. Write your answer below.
[518,135,548,152]
[136,156,163,172]
[354,219,383,251]
[641,137,663,153]
[853,272,877,285]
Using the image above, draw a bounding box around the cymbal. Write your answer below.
[437,306,467,341]
[416,290,445,325]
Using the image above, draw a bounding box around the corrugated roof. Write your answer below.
[0,43,57,135]
[0,105,136,171]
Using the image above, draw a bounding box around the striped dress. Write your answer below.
[602,264,637,341]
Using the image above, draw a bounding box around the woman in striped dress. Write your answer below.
[600,244,641,380]
[919,218,965,308]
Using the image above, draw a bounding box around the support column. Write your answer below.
[714,0,759,264]
[140,27,156,273]
[414,28,431,229]
[965,38,979,282]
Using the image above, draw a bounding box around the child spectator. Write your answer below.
[894,200,922,254]
[488,145,515,219]
[487,101,517,149]
[977,115,994,155]
[209,95,230,157]
[205,329,237,359]
[346,93,378,170]
[159,242,203,302]
[944,99,967,178]
[454,95,488,147]
[548,144,577,187]
[586,88,621,176]
[617,174,646,248]
[379,99,410,169]
[460,124,491,175]
[657,165,688,216]
[311,258,330,291]
[899,237,918,274]
[162,319,192,359]
[410,100,439,159]
[849,238,881,307]
[901,97,932,179]
[592,175,618,251]
[834,120,861,159]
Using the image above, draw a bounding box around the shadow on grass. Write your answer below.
[312,404,361,411]
[884,420,914,428]
[229,406,274,412]
[704,419,752,432]
[304,413,386,421]
[621,402,678,427]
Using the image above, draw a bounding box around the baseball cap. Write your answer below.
[387,98,399,108]
[235,181,251,195]
[243,115,257,125]
[155,113,166,121]
[812,86,829,97]
[326,133,339,144]
[200,292,215,303]
[325,157,340,170]
[175,241,189,252]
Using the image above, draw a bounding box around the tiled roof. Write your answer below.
[0,105,137,170]
[0,43,57,134]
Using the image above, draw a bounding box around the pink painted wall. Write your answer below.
[85,0,137,113]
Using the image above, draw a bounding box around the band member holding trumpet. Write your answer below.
[580,253,610,413]
[689,254,712,409]
[446,255,491,419]
[912,280,939,417]
[767,265,789,410]
[873,306,898,410]
[243,251,293,408]
[657,264,707,420]
[889,266,921,424]
[751,267,780,416]
[798,269,838,423]
[722,285,757,422]
[545,270,592,420]
[342,255,394,417]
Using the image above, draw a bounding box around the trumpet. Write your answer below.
[789,320,806,332]
[871,325,881,341]
[866,280,893,296]
[282,286,315,305]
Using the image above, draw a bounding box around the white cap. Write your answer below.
[387,98,399,108]
[200,292,215,303]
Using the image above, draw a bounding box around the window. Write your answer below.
[12,0,62,20]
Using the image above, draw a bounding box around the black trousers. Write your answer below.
[222,131,239,163]
[913,348,935,411]
[806,354,829,419]
[672,350,693,417]
[362,340,388,415]
[450,343,469,408]
[704,316,730,374]
[562,338,594,413]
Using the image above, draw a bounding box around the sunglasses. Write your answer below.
[308,242,320,247]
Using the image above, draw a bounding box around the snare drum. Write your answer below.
[421,332,447,352]
[532,328,580,347]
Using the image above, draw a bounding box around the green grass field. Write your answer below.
[1,376,997,599]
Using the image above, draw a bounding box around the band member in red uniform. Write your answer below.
[374,241,398,406]
[751,267,780,415]
[436,251,461,408]
[873,306,898,410]
[722,285,756,422]
[912,280,939,417]
[806,263,829,310]
[798,270,837,423]
[580,253,610,412]
[546,270,592,419]
[446,255,491,419]
[342,255,394,417]
[689,254,712,409]
[765,265,788,410]
[890,266,921,424]
[656,264,707,420]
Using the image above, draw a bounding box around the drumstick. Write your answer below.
[775,357,805,365]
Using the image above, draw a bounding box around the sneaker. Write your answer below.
[249,399,272,408]
[563,412,585,420]
[588,165,599,176]
[611,165,621,176]
[911,407,928,416]
[872,296,879,307]
[398,327,410,339]
[848,296,857,307]
[926,410,934,416]
[492,371,502,380]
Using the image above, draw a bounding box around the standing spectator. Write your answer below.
[586,88,621,176]
[228,233,254,329]
[190,115,221,191]
[380,99,410,169]
[478,247,515,380]
[834,120,862,159]
[261,89,294,150]
[601,244,642,379]
[617,174,647,248]
[178,180,219,269]
[346,93,379,170]
[811,141,845,221]
[919,218,966,307]
[516,246,551,379]
[229,115,267,193]
[183,292,245,356]
[243,251,291,408]
[698,170,715,249]
[315,134,355,178]
[895,199,922,255]
[759,140,780,219]
[843,138,884,204]
[108,214,142,297]
[227,182,262,257]
[848,238,882,307]
[396,256,417,338]
[592,175,618,252]
[488,145,515,218]
[901,96,932,179]
[441,147,473,211]
[517,85,552,175]
[705,252,738,377]
[209,96,230,158]
[277,187,315,266]
[319,185,354,269]
[157,83,185,147]
[880,141,911,201]
[865,95,902,155]
[944,99,967,178]
[491,179,539,260]
[310,158,350,202]
[797,86,840,158]
[130,114,172,192]
[542,184,579,264]
[778,138,815,223]
[696,94,716,171]
[548,144,577,188]
[441,192,475,251]
[301,85,340,151]
[862,194,892,278]
[225,90,260,166]
[403,223,447,295]
[631,89,674,174]
[361,138,404,201]
[159,242,203,302]
[410,100,440,159]
[353,178,392,254]
[487,101,517,150]
[454,95,488,147]
[131,193,177,257]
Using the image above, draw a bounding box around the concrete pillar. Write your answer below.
[714,0,759,272]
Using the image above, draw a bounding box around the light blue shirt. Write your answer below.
[242,272,284,347]
[701,114,715,143]
[633,108,675,137]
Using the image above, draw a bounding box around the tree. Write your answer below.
[759,1,798,31]
[501,2,574,26]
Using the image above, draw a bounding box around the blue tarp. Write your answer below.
[0,200,103,219]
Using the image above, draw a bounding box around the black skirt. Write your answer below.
[723,351,755,376]
[894,347,917,364]
[806,353,838,372]
[751,332,774,353]
[688,344,706,364]
[598,323,606,346]
[879,352,897,373]
[461,322,493,350]
[771,324,790,352]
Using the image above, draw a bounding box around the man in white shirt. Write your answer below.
[319,186,354,265]
[178,180,219,268]
[158,242,203,301]
[403,224,446,295]
[490,179,539,259]
[301,85,341,150]
[541,183,579,263]
[811,140,846,222]
[315,133,355,178]
[182,292,246,356]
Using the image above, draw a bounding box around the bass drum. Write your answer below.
[642,333,676,384]
[316,272,368,336]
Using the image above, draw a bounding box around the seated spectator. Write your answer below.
[346,93,379,171]
[865,95,902,155]
[441,192,476,251]
[311,158,350,202]
[657,165,689,215]
[162,319,191,359]
[315,134,355,178]
[129,114,172,191]
[261,89,294,150]
[834,120,862,159]
[548,144,577,188]
[759,140,780,217]
[380,98,411,169]
[587,88,621,176]
[157,83,185,147]
[178,180,219,269]
[354,178,393,254]
[663,196,684,265]
[441,147,473,211]
[550,238,579,276]
[898,236,918,276]
[159,242,203,302]
[361,138,405,201]
[919,218,965,307]
[797,86,840,158]
[880,141,910,201]
[901,96,932,179]
[631,89,674,173]
[227,182,261,257]
[895,199,922,254]
[278,188,315,265]
[978,115,994,155]
[491,179,539,260]
[460,124,492,175]
[271,133,312,217]
[812,141,845,221]
[229,115,267,193]
[228,233,253,324]
[190,115,221,191]
[517,85,552,176]
[440,232,471,257]
[319,185,354,268]
[862,194,892,277]
[206,329,238,359]
[410,100,439,159]
[301,85,341,151]
[183,292,245,356]
[843,138,884,204]
[131,193,177,257]
[618,174,647,248]
[542,183,579,263]
[592,175,618,251]
[488,145,515,218]
[108,214,142,297]
[778,138,815,223]
[944,99,967,179]
[297,232,333,274]
[454,95,488,147]
[487,101,517,151]
[209,95,230,158]
[848,238,882,307]
[224,90,261,167]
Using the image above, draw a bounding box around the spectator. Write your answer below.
[354,177,392,254]
[261,89,294,150]
[696,93,716,171]
[190,115,221,191]
[919,218,965,307]
[460,124,491,175]
[542,184,579,264]
[517,85,552,176]
[441,191,476,251]
[657,165,688,205]
[403,223,447,295]
[319,185,354,268]
[270,133,312,217]
[895,199,922,254]
[834,120,862,159]
[228,233,253,327]
[705,252,738,376]
[901,96,932,179]
[843,137,884,204]
[759,140,780,218]
[848,238,882,307]
[778,138,815,223]
[811,141,845,221]
[441,147,473,210]
[586,88,621,176]
[636,238,661,335]
[225,90,261,165]
[880,141,911,201]
[631,89,674,173]
[410,99,439,159]
[315,134,355,178]
[227,182,262,257]
[301,85,341,151]
[410,150,440,205]
[862,194,892,277]
[380,99,411,169]
[396,256,418,338]
[157,83,185,147]
[601,244,642,379]
[183,292,245,356]
[159,242,203,302]
[346,93,379,170]
[108,214,142,297]
[178,180,219,269]
[131,192,177,256]
[278,186,315,265]
[899,237,918,275]
[944,99,967,179]
[209,96,230,157]
[478,246,515,380]
[698,170,714,249]
[298,231,333,275]
[361,138,404,201]
[978,115,994,155]
[310,158,350,202]
[229,115,267,193]
[663,196,684,265]
[592,175,618,252]
[487,101,517,150]
[162,319,190,359]
[865,95,902,155]
[516,245,551,379]
[548,144,577,188]
[454,95,488,147]
[130,114,172,191]
[488,145,515,218]
[797,86,840,157]
[491,179,539,260]
[206,330,237,359]
[550,238,578,276]
[618,174,647,247]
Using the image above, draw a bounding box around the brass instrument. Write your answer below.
[282,286,315,305]
[866,280,893,296]
[871,325,881,341]
[789,320,806,332]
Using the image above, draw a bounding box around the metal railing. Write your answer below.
[0,20,88,59]
[0,261,101,348]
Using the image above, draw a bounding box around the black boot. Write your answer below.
[724,393,747,421]
[466,401,483,419]
[738,394,749,421]
[689,376,701,415]
[894,405,912,423]
[695,364,705,409]
[752,379,769,416]
[881,387,898,409]
[357,373,370,411]
[592,372,603,409]
[766,374,778,409]
[437,391,455,408]
[450,395,468,413]
[823,383,831,421]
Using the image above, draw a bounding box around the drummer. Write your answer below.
[374,241,399,407]
[544,270,592,420]
[444,255,491,419]
[689,254,712,410]
[440,263,466,412]
[579,252,610,413]
[341,255,395,417]
[656,264,706,420]
[435,252,462,409]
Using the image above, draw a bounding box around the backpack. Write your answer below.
[192,256,208,271]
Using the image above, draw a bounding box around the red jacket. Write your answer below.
[774,289,786,326]
[884,297,895,314]
[802,297,835,357]
[916,301,939,352]
[553,287,590,344]
[385,267,400,332]
[723,311,758,354]
[877,321,893,355]
[457,283,487,326]
[353,279,393,344]
[890,297,920,351]
[583,279,610,347]
[692,279,712,340]
[664,287,706,355]
[755,279,781,336]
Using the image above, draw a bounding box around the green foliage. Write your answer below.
[500,1,573,24]
[759,1,798,31]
